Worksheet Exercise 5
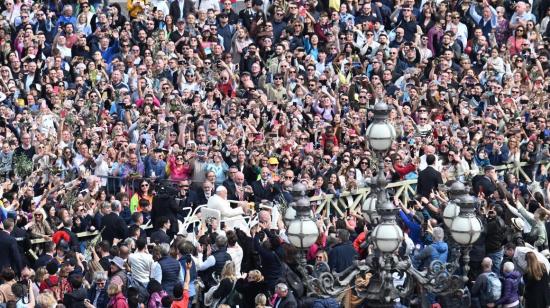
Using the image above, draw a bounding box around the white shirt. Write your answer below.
[418,155,442,172]
[128,251,154,284]
[227,244,243,275]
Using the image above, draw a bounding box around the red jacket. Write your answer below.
[353,231,369,259]
[393,163,416,179]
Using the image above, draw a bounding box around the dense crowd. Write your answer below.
[0,0,549,306]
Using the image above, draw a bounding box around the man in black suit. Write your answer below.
[0,218,23,274]
[472,165,498,197]
[169,0,196,22]
[226,171,254,202]
[150,216,172,245]
[416,154,443,198]
[101,201,129,245]
[252,167,281,203]
[222,165,238,189]
[35,241,56,270]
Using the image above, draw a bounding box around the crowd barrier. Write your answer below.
[24,161,548,251]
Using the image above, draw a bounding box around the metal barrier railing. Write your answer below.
[25,161,546,250]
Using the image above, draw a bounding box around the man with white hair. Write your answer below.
[207,186,249,232]
[273,283,298,308]
[509,1,537,29]
[418,145,442,171]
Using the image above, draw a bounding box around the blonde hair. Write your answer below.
[36,291,57,308]
[248,270,264,282]
[526,251,544,281]
[35,267,48,283]
[107,283,122,297]
[33,207,47,223]
[221,261,237,282]
[255,293,267,307]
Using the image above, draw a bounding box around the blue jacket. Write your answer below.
[413,241,448,270]
[399,210,422,245]
[328,241,358,273]
[495,271,522,305]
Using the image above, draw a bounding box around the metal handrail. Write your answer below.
[25,161,547,247]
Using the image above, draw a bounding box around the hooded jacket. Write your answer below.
[413,241,448,270]
[495,271,522,306]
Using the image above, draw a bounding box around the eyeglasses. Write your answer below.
[274,77,283,80]
[141,184,149,187]
[96,281,105,285]
[176,157,184,161]
[384,159,392,163]
[316,256,324,260]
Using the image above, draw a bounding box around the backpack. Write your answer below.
[220,282,243,307]
[126,271,148,303]
[484,272,502,303]
[279,262,305,298]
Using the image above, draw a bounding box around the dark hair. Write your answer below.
[1,267,16,281]
[131,212,143,223]
[46,261,58,275]
[69,274,84,289]
[136,238,147,250]
[147,279,162,294]
[426,154,436,165]
[156,216,170,228]
[226,230,238,246]
[173,282,184,298]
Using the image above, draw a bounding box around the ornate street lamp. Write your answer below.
[365,102,397,152]
[450,194,482,246]
[362,194,379,224]
[371,199,403,254]
[443,201,460,229]
[442,181,470,228]
[450,192,482,283]
[286,183,320,256]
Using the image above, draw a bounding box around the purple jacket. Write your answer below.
[495,271,522,305]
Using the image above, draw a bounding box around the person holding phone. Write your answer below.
[171,259,192,308]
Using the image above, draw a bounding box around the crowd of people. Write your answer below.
[0,0,549,306]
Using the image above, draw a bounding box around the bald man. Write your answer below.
[418,145,442,171]
[471,257,500,307]
[225,171,253,202]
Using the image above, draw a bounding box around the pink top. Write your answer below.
[168,156,191,181]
